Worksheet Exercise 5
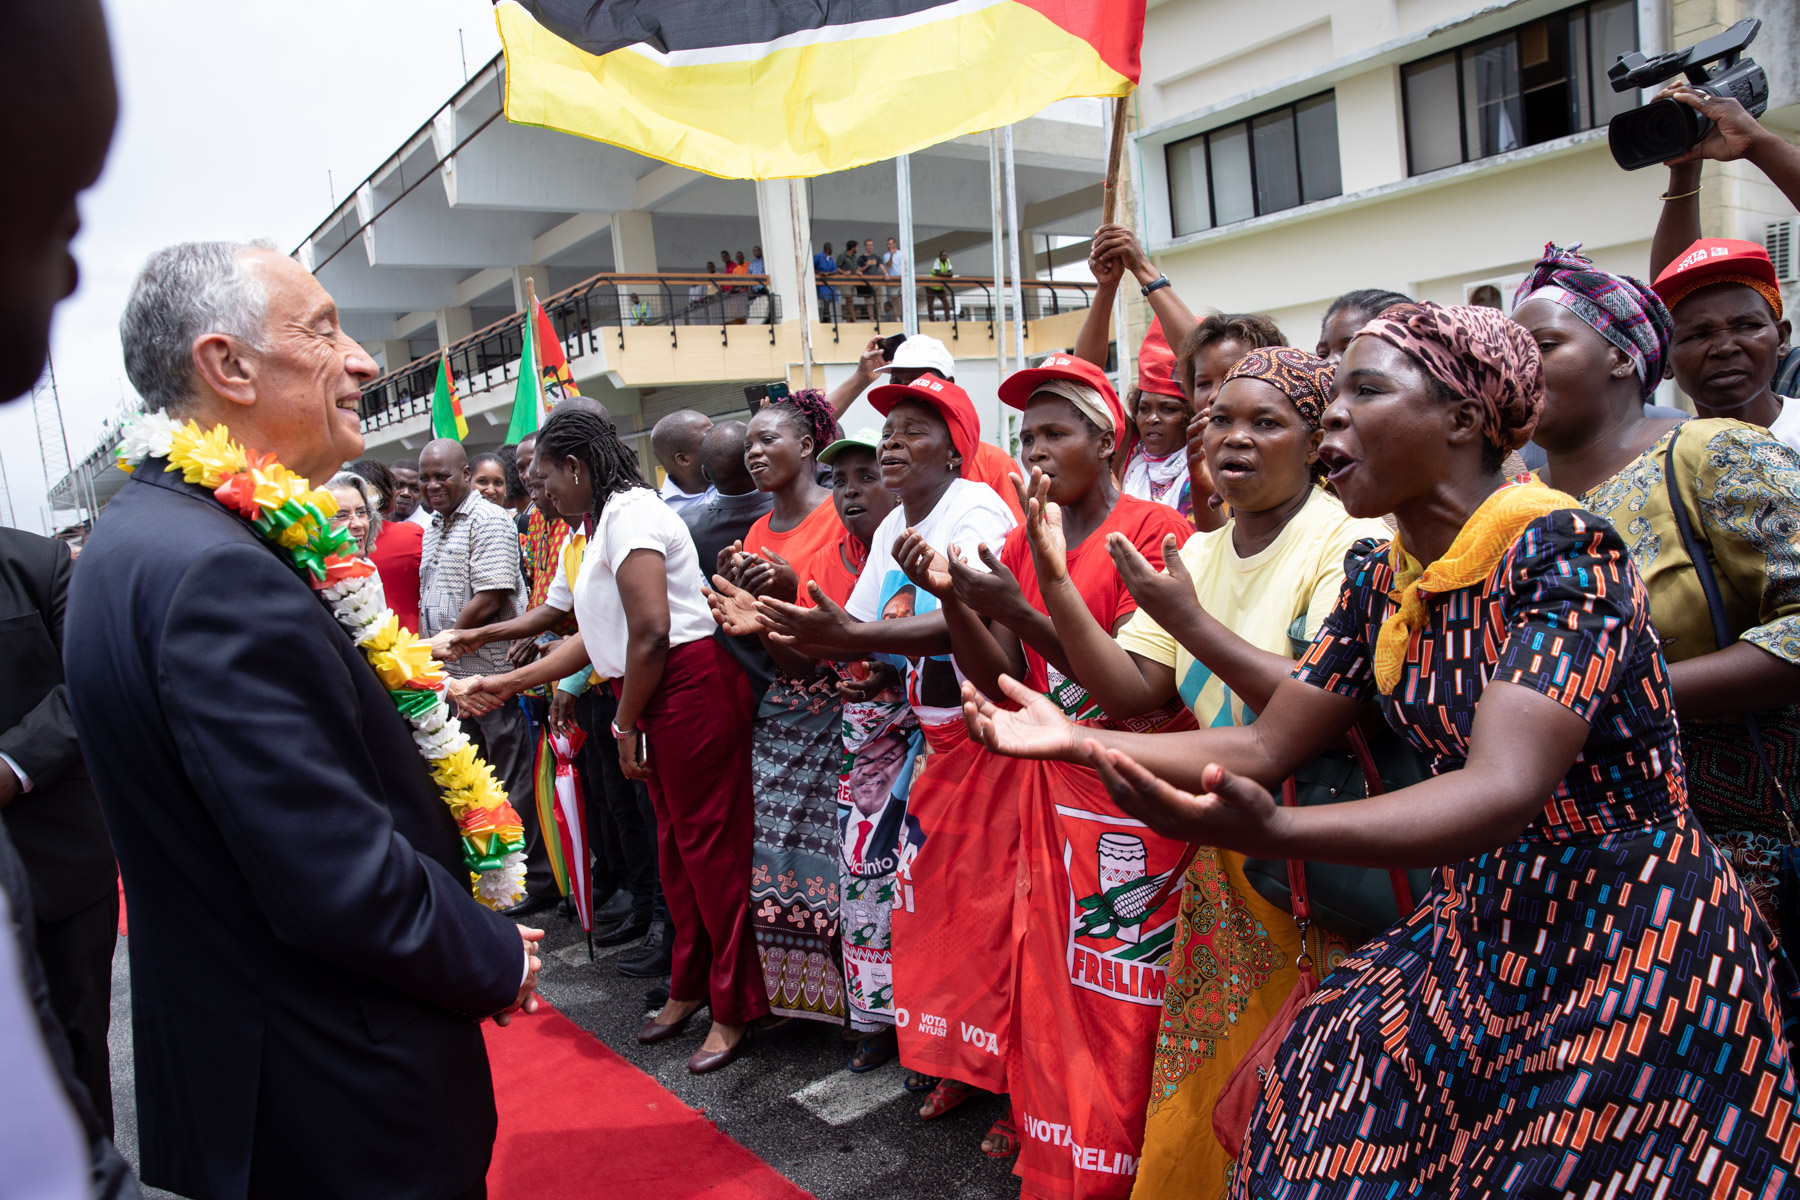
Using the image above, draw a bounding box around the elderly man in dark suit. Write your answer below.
[65,240,541,1200]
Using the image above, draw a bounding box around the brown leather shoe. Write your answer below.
[637,1007,698,1045]
[687,1027,752,1074]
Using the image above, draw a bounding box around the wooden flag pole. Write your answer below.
[1101,94,1130,226]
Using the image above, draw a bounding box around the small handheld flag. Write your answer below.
[504,283,544,445]
[431,351,468,442]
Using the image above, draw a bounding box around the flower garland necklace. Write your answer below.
[117,412,528,909]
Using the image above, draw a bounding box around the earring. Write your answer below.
[573,468,580,485]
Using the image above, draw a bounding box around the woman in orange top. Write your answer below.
[725,390,856,1025]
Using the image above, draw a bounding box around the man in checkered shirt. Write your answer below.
[418,438,555,916]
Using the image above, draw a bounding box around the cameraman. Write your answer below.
[1646,86,1800,434]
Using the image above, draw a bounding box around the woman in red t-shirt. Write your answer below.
[888,355,1191,1172]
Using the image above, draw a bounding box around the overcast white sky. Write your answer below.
[1,0,505,532]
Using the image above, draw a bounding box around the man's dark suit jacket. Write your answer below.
[0,527,114,923]
[64,465,523,1200]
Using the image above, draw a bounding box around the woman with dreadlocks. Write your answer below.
[724,390,862,1028]
[459,405,769,1075]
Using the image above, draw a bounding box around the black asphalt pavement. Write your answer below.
[106,909,1022,1199]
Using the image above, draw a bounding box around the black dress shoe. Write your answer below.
[642,984,671,1008]
[617,921,672,977]
[595,889,635,925]
[501,892,558,919]
[592,916,651,947]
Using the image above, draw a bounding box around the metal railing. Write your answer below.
[812,275,1096,346]
[358,272,782,433]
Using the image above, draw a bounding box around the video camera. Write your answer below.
[1607,18,1768,171]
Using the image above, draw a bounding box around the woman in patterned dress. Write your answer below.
[966,301,1800,1197]
[1516,244,1800,936]
[727,390,853,1024]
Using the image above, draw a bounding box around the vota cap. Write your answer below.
[996,353,1126,433]
[873,334,956,378]
[867,373,980,472]
[1651,238,1783,319]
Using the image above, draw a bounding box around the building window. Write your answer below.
[1168,92,1341,236]
[1402,0,1637,175]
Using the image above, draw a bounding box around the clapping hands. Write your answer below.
[1110,532,1202,629]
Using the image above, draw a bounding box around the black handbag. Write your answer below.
[1240,722,1436,946]
[1660,429,1798,938]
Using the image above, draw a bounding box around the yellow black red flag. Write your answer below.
[495,0,1142,180]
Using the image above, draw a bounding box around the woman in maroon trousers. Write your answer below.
[459,407,769,1073]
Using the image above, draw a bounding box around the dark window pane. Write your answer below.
[1209,123,1254,225]
[1252,108,1300,214]
[1168,135,1212,236]
[1296,93,1342,201]
[1405,52,1463,173]
[1589,0,1639,125]
[1568,10,1590,130]
[1518,18,1573,144]
[1462,33,1522,157]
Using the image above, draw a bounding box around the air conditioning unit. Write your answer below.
[1766,219,1799,284]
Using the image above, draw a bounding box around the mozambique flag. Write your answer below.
[535,298,579,401]
[504,303,543,445]
[495,0,1144,179]
[431,352,468,441]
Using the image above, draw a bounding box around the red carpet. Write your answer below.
[484,1004,814,1200]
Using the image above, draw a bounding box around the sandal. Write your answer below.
[903,1071,938,1094]
[847,1028,898,1073]
[919,1077,977,1119]
[981,1115,1021,1159]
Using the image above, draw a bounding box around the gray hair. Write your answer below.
[120,239,276,413]
[325,471,383,554]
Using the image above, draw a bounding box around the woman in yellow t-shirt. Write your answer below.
[1021,347,1387,1200]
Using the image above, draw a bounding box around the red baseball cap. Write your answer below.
[1136,319,1185,398]
[1651,238,1784,319]
[868,373,981,474]
[996,353,1127,433]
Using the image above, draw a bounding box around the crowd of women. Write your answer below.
[406,90,1800,1200]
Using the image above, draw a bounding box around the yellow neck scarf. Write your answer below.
[1373,480,1580,694]
[563,533,588,592]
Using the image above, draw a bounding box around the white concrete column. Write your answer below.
[435,306,474,348]
[375,340,414,374]
[610,211,658,273]
[755,179,819,325]
[511,265,550,311]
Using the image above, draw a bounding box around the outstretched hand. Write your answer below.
[1013,469,1068,585]
[1658,84,1773,165]
[431,628,475,663]
[447,674,506,718]
[706,574,767,637]
[946,543,1029,624]
[757,581,855,650]
[492,925,545,1027]
[960,676,1077,761]
[739,548,801,602]
[895,529,954,600]
[1110,532,1200,628]
[838,659,902,702]
[1083,746,1280,850]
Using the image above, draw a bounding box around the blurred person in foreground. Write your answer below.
[65,241,539,1200]
[0,1,138,1196]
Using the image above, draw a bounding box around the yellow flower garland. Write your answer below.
[117,413,528,908]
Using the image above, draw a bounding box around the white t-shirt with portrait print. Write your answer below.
[844,477,1016,724]
[544,486,716,680]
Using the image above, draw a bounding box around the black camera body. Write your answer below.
[1606,18,1768,171]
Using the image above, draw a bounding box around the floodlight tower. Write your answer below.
[30,356,79,529]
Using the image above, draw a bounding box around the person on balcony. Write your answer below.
[814,242,840,321]
[925,250,954,321]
